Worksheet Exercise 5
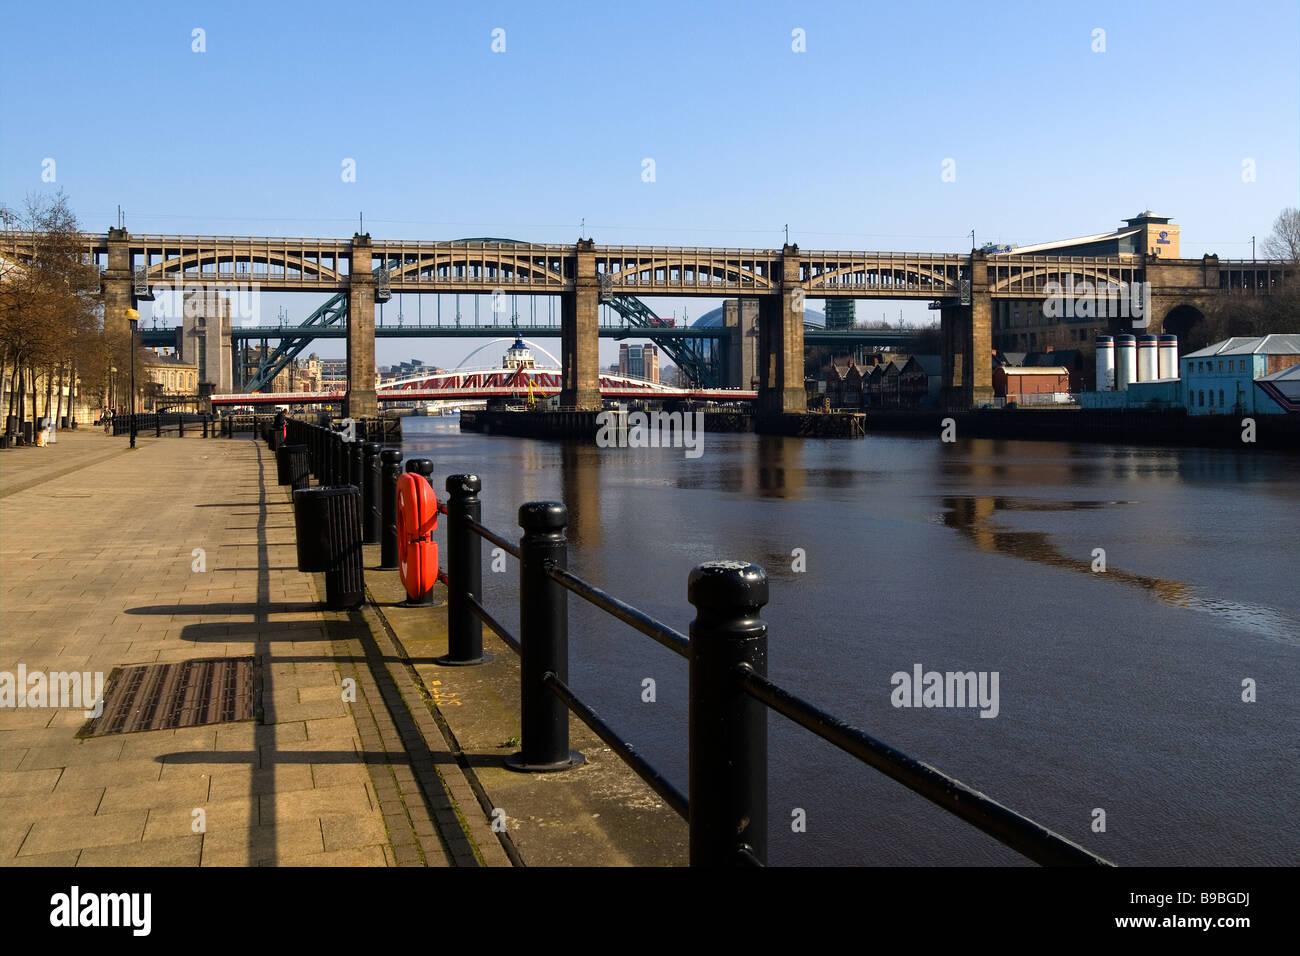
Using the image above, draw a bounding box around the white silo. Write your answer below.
[1115,334,1137,390]
[1095,336,1115,391]
[1137,335,1159,382]
[1158,334,1179,380]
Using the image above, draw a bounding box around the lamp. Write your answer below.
[126,308,139,448]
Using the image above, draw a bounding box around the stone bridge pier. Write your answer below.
[757,244,807,416]
[346,234,378,419]
[560,239,602,410]
[941,251,993,409]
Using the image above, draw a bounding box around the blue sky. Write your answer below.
[3,0,1296,367]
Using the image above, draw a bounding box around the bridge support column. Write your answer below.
[560,239,601,410]
[941,251,993,409]
[346,234,378,419]
[103,227,133,337]
[758,245,806,416]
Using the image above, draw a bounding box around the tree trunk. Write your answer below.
[15,363,25,435]
[54,363,66,425]
[0,351,8,429]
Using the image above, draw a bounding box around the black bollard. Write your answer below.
[336,432,349,488]
[350,440,364,491]
[439,475,492,666]
[202,416,209,439]
[155,414,162,438]
[404,457,435,486]
[362,443,382,544]
[379,449,403,570]
[687,561,769,867]
[506,502,583,772]
[177,413,184,438]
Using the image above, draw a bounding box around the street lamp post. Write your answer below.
[126,308,139,448]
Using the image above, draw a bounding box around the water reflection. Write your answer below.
[561,442,602,548]
[942,496,1298,645]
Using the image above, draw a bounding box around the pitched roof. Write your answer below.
[1182,334,1300,358]
[1000,366,1071,375]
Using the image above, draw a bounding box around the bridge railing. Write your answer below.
[425,469,1113,867]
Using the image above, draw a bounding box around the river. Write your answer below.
[401,416,1300,866]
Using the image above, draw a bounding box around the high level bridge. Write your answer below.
[1,222,1289,413]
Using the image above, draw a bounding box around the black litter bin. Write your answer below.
[292,485,364,609]
[286,444,311,490]
[276,442,296,485]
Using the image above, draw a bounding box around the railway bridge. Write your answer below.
[1,217,1289,414]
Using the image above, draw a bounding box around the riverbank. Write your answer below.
[460,405,1300,450]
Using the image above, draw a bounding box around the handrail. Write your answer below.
[734,664,1111,867]
[545,563,690,659]
[465,516,520,559]
[541,671,689,819]
[466,594,520,654]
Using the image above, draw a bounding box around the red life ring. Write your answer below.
[396,473,439,599]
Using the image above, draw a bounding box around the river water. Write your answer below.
[401,416,1300,866]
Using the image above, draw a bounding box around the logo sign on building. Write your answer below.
[959,278,971,305]
[1157,230,1170,244]
[336,418,357,443]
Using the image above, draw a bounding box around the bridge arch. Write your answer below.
[452,337,563,369]
[1161,303,1204,341]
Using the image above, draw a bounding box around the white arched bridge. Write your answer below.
[210,365,756,407]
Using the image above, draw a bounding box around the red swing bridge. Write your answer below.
[210,365,756,408]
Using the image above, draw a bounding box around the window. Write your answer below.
[1218,360,1224,372]
[1219,390,1225,407]
[1209,390,1215,407]
[1239,360,1245,372]
[1199,390,1205,406]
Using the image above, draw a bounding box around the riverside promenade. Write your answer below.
[0,427,506,867]
[0,426,683,867]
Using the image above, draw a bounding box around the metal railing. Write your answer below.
[426,472,1113,868]
[110,411,220,438]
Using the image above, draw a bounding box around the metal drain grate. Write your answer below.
[84,657,258,736]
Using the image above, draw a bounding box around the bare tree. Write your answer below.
[1262,207,1300,263]
[0,190,103,437]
